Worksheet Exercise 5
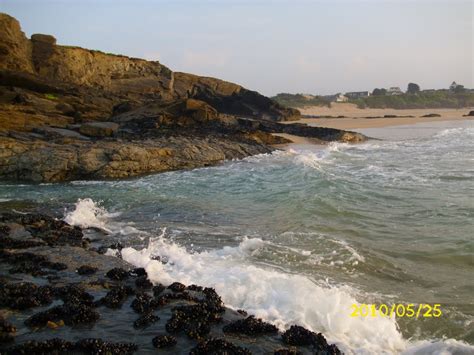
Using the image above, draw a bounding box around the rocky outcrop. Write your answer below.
[0,134,272,182]
[0,13,296,121]
[0,211,341,354]
[0,13,368,183]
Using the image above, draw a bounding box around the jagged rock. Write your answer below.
[0,13,368,184]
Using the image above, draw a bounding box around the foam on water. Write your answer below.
[118,231,474,355]
[64,198,141,235]
[119,232,405,354]
[52,121,474,354]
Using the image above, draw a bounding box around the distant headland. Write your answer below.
[273,81,474,109]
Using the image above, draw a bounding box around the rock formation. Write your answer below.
[0,13,367,182]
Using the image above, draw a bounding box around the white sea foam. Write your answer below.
[63,198,141,235]
[120,233,405,354]
[63,197,474,354]
[120,234,474,354]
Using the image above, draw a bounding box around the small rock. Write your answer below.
[98,285,134,309]
[106,267,129,281]
[133,313,160,329]
[135,275,153,289]
[168,282,186,292]
[77,265,98,275]
[152,335,177,349]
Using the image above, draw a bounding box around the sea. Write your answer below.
[1,119,473,354]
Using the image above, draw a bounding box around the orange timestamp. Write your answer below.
[351,303,442,318]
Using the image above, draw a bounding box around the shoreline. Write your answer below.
[292,104,474,130]
[0,210,341,354]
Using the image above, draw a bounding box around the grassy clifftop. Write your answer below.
[352,91,474,109]
[273,91,474,109]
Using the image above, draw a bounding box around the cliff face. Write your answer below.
[0,13,298,121]
[0,13,366,183]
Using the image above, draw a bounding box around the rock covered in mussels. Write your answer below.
[282,325,341,354]
[189,338,251,355]
[152,335,177,349]
[223,315,279,335]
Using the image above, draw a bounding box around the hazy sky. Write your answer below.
[1,0,472,96]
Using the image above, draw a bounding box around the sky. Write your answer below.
[1,0,472,96]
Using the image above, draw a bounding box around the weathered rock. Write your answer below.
[0,13,368,184]
[79,122,119,137]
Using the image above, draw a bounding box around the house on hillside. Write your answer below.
[387,87,403,95]
[345,91,370,99]
[335,93,348,102]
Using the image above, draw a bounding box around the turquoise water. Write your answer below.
[1,120,473,354]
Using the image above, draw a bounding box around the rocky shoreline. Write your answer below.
[1,13,351,353]
[0,210,342,354]
[0,13,366,183]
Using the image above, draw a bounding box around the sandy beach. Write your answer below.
[291,103,474,130]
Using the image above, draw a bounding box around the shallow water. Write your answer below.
[1,120,473,354]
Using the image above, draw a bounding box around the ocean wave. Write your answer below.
[65,198,474,354]
[119,232,404,354]
[63,198,141,235]
[434,127,474,138]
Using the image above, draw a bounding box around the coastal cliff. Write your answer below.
[0,13,366,182]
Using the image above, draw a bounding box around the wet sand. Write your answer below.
[293,104,474,130]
